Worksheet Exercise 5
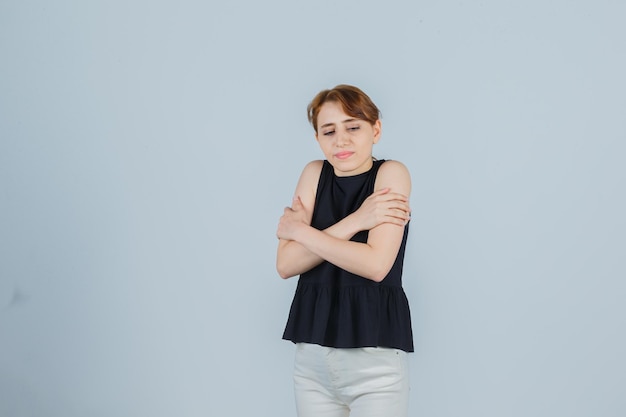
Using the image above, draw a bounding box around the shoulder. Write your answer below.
[302,159,324,175]
[379,159,410,176]
[376,160,411,195]
[299,160,324,185]
[378,160,411,182]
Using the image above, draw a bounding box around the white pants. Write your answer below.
[293,343,410,417]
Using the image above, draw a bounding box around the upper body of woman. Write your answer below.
[276,84,413,352]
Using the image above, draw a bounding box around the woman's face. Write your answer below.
[315,101,381,177]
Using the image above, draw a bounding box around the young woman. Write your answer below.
[276,85,414,417]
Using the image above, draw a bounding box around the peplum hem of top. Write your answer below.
[282,281,414,352]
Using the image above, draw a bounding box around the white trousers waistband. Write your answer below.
[293,343,410,417]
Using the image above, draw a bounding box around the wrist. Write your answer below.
[343,212,363,236]
[293,222,309,242]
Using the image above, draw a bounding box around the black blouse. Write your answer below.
[282,159,414,352]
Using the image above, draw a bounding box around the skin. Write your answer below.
[276,101,412,282]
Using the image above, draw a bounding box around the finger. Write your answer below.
[381,201,410,213]
[369,188,390,198]
[386,208,411,221]
[373,193,408,204]
[391,213,411,226]
[395,199,411,210]
[383,192,409,201]
[380,216,408,227]
[292,195,305,211]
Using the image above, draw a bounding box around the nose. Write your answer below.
[336,130,350,147]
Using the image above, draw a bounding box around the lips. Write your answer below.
[335,151,354,160]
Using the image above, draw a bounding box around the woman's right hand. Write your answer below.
[351,188,411,231]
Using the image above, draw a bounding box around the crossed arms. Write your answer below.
[276,160,411,282]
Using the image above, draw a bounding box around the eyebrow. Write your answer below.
[320,118,360,129]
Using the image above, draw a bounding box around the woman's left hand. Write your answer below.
[277,196,309,241]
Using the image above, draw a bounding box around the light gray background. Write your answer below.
[1,1,625,416]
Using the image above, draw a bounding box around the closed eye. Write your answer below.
[347,126,360,132]
[323,130,335,136]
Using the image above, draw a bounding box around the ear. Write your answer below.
[372,120,382,144]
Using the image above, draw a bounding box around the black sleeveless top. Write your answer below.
[282,159,414,352]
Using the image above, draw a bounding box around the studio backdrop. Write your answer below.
[1,1,625,416]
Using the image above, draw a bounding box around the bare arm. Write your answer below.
[276,161,411,279]
[277,160,411,282]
